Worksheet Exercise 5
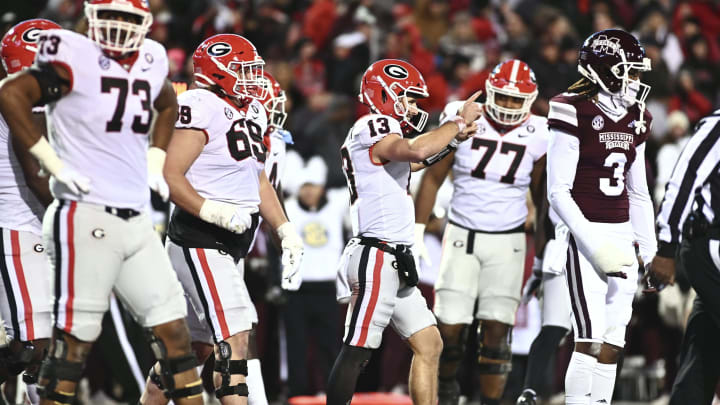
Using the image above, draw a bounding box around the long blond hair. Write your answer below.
[567,77,599,99]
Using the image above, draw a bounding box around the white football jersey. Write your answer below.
[341,114,413,245]
[176,89,268,208]
[264,129,287,190]
[36,29,169,210]
[441,101,549,231]
[284,188,349,282]
[0,113,45,234]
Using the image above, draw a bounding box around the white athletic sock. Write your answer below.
[26,383,40,405]
[590,362,617,404]
[247,359,269,405]
[565,352,597,405]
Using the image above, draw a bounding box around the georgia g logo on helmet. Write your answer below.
[383,64,409,79]
[21,27,42,43]
[207,42,232,57]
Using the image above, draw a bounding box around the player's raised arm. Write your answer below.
[372,91,481,164]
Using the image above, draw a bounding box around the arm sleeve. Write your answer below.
[438,100,467,125]
[626,143,657,264]
[656,117,720,255]
[547,128,593,244]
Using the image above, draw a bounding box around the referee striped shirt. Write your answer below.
[657,110,720,257]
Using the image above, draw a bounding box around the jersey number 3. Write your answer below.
[599,152,627,196]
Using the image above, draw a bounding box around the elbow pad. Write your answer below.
[27,63,69,105]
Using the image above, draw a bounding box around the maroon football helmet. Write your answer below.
[578,29,651,132]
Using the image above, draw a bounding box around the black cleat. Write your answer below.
[516,389,537,405]
[438,378,460,405]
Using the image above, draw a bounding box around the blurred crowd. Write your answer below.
[6,0,719,191]
[2,0,720,402]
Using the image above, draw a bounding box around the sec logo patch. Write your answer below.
[592,115,605,131]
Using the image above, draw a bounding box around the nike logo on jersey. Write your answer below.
[141,66,151,72]
[513,248,521,252]
[517,133,529,138]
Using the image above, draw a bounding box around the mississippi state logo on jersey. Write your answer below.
[548,93,652,222]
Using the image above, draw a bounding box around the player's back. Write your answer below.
[548,92,652,223]
[36,28,169,210]
[442,100,549,231]
[341,114,413,245]
[0,113,44,234]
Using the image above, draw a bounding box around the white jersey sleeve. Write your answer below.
[176,90,213,134]
[439,100,466,125]
[265,129,288,190]
[353,114,403,148]
[34,29,77,84]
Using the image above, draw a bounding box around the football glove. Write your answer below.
[277,222,304,291]
[522,257,543,304]
[413,223,432,266]
[29,137,90,195]
[589,239,635,278]
[199,200,257,234]
[147,147,169,202]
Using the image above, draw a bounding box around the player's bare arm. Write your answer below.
[0,63,69,150]
[258,171,289,229]
[372,91,482,164]
[10,112,53,206]
[414,150,454,224]
[151,79,179,150]
[530,155,548,253]
[163,128,206,216]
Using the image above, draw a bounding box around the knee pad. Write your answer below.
[146,330,203,400]
[440,326,468,364]
[214,341,249,398]
[36,331,84,405]
[477,324,512,374]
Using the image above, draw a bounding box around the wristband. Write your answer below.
[451,116,466,133]
[147,147,166,176]
[28,137,64,176]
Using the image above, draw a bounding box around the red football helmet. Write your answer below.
[1,19,61,74]
[485,59,538,126]
[260,71,287,130]
[192,34,267,101]
[359,59,429,133]
[85,0,153,56]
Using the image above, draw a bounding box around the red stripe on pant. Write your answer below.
[356,248,384,347]
[196,248,230,340]
[64,202,77,334]
[10,230,34,340]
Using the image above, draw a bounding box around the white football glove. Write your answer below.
[199,200,257,234]
[589,239,635,278]
[277,222,304,291]
[53,166,91,195]
[413,223,432,266]
[29,137,90,195]
[147,147,169,201]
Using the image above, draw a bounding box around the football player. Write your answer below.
[516,207,573,405]
[328,59,481,405]
[0,18,60,404]
[0,1,204,404]
[546,29,656,404]
[140,34,303,405]
[414,59,548,405]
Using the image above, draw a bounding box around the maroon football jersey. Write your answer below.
[548,93,651,223]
